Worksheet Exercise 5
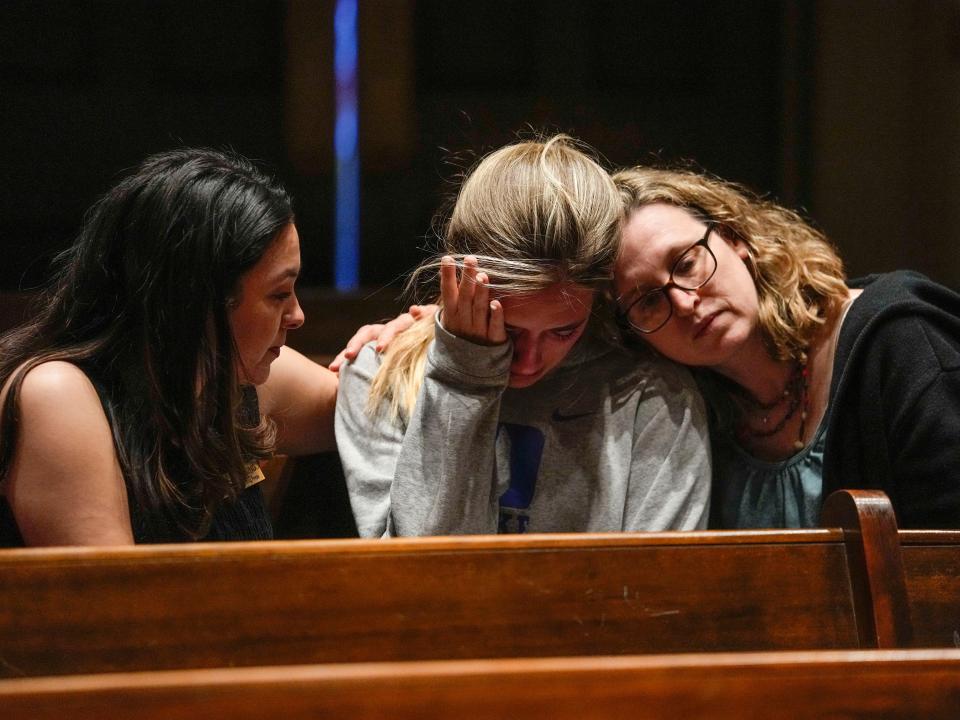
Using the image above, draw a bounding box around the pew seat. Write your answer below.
[3,649,959,719]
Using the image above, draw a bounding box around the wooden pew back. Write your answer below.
[2,530,863,677]
[820,489,913,647]
[900,530,960,648]
[3,650,960,719]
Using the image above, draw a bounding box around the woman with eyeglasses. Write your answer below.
[612,167,960,529]
[341,161,960,530]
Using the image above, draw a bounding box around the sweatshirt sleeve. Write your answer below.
[334,342,406,538]
[622,360,712,531]
[335,318,512,537]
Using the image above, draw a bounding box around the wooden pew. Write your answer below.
[820,489,912,648]
[0,491,909,678]
[825,491,960,650]
[3,650,960,719]
[899,530,960,648]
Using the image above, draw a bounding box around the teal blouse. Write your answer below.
[712,419,827,529]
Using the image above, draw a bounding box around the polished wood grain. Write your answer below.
[820,489,913,648]
[3,650,960,719]
[0,529,862,677]
[899,530,960,648]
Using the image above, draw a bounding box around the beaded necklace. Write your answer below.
[736,361,810,451]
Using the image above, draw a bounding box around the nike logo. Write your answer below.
[551,409,596,422]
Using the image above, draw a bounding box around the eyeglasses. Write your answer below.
[619,223,719,334]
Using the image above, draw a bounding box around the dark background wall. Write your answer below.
[1,1,293,289]
[2,1,958,350]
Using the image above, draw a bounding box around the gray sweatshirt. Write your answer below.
[335,319,711,537]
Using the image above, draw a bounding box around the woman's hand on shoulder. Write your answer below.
[3,361,133,545]
[327,304,438,373]
[439,255,506,345]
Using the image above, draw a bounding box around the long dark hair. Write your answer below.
[0,148,293,538]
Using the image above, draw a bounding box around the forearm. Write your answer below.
[388,377,504,535]
[262,347,338,456]
[388,325,511,535]
[336,330,511,537]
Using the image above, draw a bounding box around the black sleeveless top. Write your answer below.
[0,384,273,546]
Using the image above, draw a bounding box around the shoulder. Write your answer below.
[336,342,382,396]
[19,359,95,390]
[334,342,406,444]
[638,350,701,396]
[10,360,113,449]
[849,270,947,295]
[833,282,960,410]
[596,343,701,401]
[840,274,960,372]
[633,353,707,428]
[5,361,105,425]
[856,315,960,386]
[846,271,960,326]
[3,362,118,481]
[339,342,383,381]
[1,361,111,470]
[2,362,132,545]
[574,343,706,428]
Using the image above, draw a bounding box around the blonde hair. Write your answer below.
[369,135,622,421]
[612,167,848,362]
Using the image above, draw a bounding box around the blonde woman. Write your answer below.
[334,137,710,537]
[339,160,960,530]
[613,167,960,529]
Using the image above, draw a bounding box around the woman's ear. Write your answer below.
[717,225,751,261]
[732,237,751,262]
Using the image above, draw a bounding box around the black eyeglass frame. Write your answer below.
[618,222,719,335]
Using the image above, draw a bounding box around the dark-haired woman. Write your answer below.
[0,148,337,545]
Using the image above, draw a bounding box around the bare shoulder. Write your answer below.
[4,361,107,435]
[15,360,99,400]
[3,360,133,545]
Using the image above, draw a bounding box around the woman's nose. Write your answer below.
[285,295,305,329]
[510,335,541,372]
[666,285,700,316]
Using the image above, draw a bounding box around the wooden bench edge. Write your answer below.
[821,489,913,648]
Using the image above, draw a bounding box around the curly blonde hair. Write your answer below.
[368,135,622,421]
[612,167,848,362]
